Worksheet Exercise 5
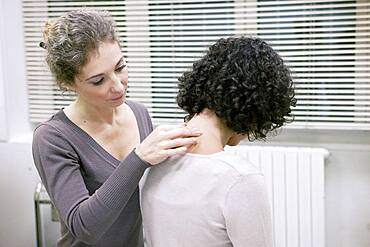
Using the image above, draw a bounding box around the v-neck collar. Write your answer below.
[58,100,144,165]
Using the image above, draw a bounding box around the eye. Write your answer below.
[115,63,127,72]
[91,77,104,86]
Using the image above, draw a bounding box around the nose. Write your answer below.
[110,74,125,93]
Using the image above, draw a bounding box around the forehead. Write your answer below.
[80,41,123,77]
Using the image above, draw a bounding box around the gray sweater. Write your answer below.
[32,100,153,247]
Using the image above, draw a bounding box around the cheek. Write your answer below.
[84,87,110,100]
[119,71,129,84]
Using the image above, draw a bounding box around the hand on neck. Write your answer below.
[185,109,234,155]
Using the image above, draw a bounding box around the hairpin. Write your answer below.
[39,42,47,49]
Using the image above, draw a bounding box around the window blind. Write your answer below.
[23,0,370,129]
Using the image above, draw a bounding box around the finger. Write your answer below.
[155,124,185,132]
[161,137,198,149]
[159,146,187,157]
[184,142,197,152]
[162,126,203,140]
[150,125,183,139]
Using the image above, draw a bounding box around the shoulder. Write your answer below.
[33,110,75,151]
[126,100,148,114]
[126,100,153,133]
[126,100,151,121]
[213,152,262,176]
[33,110,66,139]
[32,114,80,170]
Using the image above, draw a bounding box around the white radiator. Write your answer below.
[226,145,329,247]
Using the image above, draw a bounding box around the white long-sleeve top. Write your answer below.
[140,151,273,247]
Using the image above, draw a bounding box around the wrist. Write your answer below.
[134,147,151,166]
[134,147,143,160]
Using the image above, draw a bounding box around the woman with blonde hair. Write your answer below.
[32,9,201,247]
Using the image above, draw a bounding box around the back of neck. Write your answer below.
[185,110,232,155]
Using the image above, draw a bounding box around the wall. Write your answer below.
[0,0,369,247]
[1,0,31,141]
[0,0,8,141]
[0,142,38,246]
[0,0,39,246]
[248,129,370,247]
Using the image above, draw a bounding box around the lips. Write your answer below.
[111,93,124,101]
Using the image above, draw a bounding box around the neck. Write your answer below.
[185,109,233,155]
[72,98,124,125]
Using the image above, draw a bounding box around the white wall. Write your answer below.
[0,0,369,247]
[325,148,370,247]
[0,0,8,141]
[1,0,31,141]
[248,129,370,247]
[0,142,38,246]
[0,0,39,246]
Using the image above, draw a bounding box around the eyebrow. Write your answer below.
[85,55,125,81]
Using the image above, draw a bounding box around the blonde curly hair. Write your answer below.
[40,9,119,90]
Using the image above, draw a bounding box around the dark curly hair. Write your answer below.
[177,36,296,140]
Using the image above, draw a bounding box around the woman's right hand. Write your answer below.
[134,125,202,165]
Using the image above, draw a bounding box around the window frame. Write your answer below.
[22,0,370,130]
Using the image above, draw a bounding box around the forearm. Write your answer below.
[96,150,149,210]
[64,150,149,244]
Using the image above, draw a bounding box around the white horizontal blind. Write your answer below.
[23,0,370,129]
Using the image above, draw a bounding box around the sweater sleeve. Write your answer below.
[32,123,150,245]
[224,174,273,247]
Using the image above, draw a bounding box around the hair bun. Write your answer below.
[42,19,53,42]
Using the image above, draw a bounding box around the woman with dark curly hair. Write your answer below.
[140,37,296,247]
